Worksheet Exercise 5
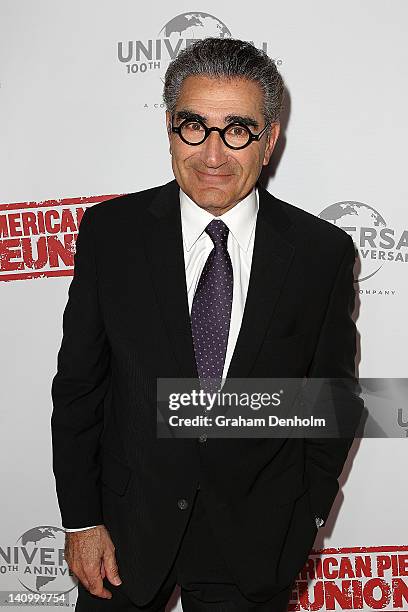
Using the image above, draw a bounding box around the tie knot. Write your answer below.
[205,219,229,249]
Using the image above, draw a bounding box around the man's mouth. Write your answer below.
[195,169,233,181]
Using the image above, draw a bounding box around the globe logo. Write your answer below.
[14,526,77,594]
[157,12,231,77]
[319,201,388,282]
[158,12,231,40]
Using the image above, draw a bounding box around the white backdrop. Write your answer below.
[1,1,407,610]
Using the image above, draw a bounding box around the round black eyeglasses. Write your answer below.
[171,115,270,150]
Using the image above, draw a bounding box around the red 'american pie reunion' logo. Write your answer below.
[0,195,120,282]
[289,545,408,611]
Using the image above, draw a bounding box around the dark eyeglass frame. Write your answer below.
[170,114,270,150]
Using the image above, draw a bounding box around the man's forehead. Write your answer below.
[176,75,264,114]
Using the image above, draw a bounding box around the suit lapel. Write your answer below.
[142,179,198,379]
[143,178,295,381]
[225,184,295,381]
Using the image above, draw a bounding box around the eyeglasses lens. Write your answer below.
[180,121,251,148]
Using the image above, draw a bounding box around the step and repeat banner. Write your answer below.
[1,1,407,610]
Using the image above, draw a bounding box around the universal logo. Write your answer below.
[319,201,407,283]
[117,12,278,77]
[0,526,77,594]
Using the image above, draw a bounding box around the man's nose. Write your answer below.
[199,130,228,167]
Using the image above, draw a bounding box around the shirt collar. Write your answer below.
[180,185,259,253]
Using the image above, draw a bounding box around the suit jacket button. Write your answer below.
[198,433,207,443]
[177,498,189,510]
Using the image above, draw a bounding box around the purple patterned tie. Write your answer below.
[190,219,233,393]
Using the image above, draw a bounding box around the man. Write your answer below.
[51,37,361,611]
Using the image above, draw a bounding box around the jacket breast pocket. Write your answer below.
[100,449,132,496]
[262,331,307,348]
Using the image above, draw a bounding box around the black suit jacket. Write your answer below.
[51,178,362,605]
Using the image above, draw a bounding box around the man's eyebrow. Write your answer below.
[224,114,259,129]
[174,109,260,130]
[175,110,207,123]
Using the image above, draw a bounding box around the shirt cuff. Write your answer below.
[64,525,99,532]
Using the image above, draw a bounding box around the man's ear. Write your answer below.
[165,111,173,155]
[262,122,280,166]
[165,111,171,136]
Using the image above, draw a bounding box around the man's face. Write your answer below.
[166,75,280,215]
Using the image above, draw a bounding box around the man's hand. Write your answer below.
[64,525,122,599]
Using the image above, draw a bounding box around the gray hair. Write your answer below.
[162,37,285,134]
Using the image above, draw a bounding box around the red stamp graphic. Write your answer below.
[0,195,120,281]
[289,545,408,611]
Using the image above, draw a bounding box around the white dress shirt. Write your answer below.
[181,184,258,381]
[64,185,259,532]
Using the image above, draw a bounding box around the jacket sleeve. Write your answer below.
[305,234,364,523]
[51,206,111,529]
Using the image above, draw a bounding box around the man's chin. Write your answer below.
[176,173,241,209]
[189,185,232,207]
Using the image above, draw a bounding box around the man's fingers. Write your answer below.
[86,573,112,599]
[103,550,122,586]
[65,527,117,599]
